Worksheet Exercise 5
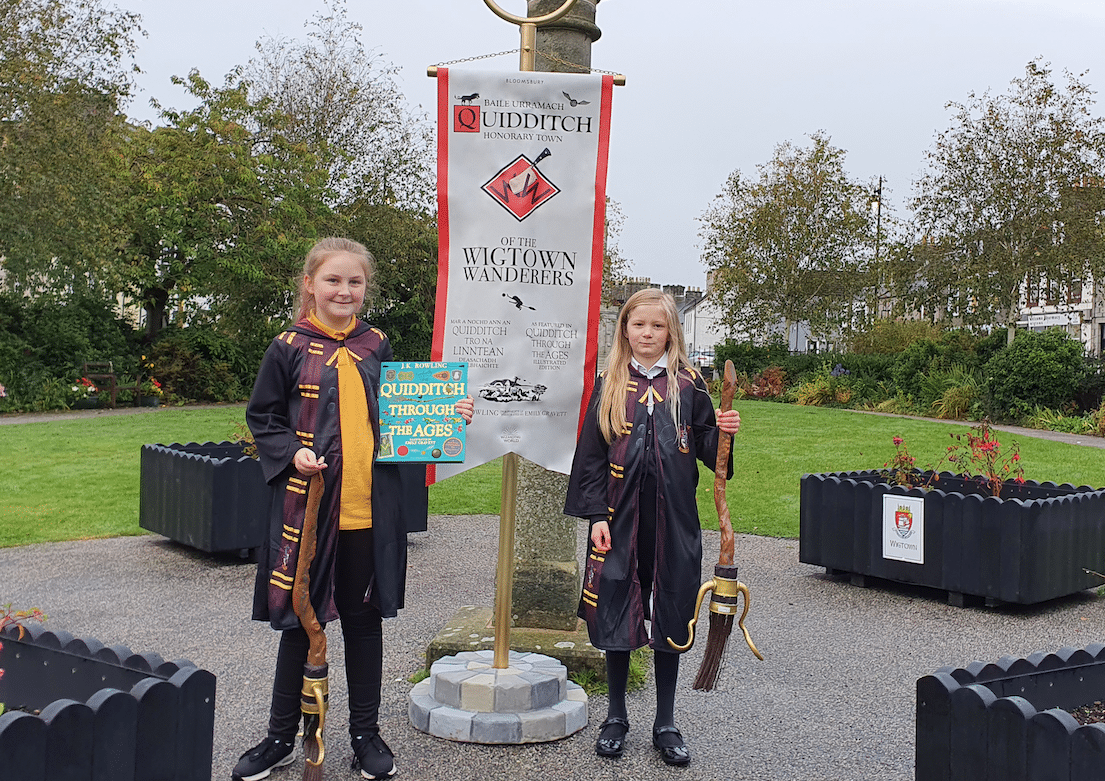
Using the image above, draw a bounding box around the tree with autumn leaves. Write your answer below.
[701,61,1105,348]
[909,59,1105,340]
[699,132,879,347]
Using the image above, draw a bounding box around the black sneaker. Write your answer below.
[232,736,295,781]
[351,733,397,779]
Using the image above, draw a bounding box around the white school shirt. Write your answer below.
[629,354,668,415]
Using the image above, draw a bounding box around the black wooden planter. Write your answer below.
[917,644,1105,781]
[140,441,272,556]
[0,623,216,781]
[799,470,1105,605]
[140,441,430,558]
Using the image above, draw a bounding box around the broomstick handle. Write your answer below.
[714,360,737,567]
[292,473,327,669]
[292,472,328,780]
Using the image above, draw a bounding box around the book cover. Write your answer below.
[377,362,467,462]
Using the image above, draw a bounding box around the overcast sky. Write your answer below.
[125,0,1105,287]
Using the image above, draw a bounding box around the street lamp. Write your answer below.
[870,176,885,319]
[870,175,883,262]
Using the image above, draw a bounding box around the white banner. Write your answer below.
[431,68,612,479]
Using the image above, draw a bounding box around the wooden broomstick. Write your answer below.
[291,472,328,781]
[666,360,763,690]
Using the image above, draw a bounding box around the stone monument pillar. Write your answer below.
[530,0,602,73]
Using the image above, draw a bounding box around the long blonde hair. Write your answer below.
[597,289,692,444]
[293,237,377,322]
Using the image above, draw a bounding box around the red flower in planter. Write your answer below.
[884,421,1025,497]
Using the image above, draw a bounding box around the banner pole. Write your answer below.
[493,451,519,668]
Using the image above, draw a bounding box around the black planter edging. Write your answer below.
[799,470,1105,605]
[140,441,430,557]
[0,623,216,781]
[917,644,1105,781]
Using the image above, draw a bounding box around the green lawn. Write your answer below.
[2,402,1103,548]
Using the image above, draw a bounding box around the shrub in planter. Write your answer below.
[0,623,216,781]
[802,424,1105,605]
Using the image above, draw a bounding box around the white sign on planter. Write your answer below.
[883,494,925,564]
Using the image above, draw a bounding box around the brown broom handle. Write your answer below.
[292,472,327,668]
[714,360,737,567]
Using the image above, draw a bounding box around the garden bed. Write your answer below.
[917,644,1105,781]
[0,623,216,781]
[799,470,1105,605]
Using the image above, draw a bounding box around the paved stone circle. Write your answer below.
[409,649,588,744]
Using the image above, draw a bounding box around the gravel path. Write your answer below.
[3,516,1102,781]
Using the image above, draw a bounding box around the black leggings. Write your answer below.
[605,648,680,729]
[267,528,383,740]
[604,468,680,729]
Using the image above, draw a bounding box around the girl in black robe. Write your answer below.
[565,289,739,767]
[235,237,471,781]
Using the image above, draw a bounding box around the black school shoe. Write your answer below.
[595,716,630,758]
[232,736,295,780]
[652,725,691,766]
[351,733,397,779]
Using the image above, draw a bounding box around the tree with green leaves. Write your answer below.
[341,201,437,360]
[911,60,1105,340]
[242,0,442,359]
[120,71,332,340]
[0,0,142,295]
[699,132,876,347]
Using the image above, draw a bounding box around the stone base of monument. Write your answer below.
[409,650,587,744]
[425,605,606,677]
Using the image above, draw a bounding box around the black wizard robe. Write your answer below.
[246,318,406,630]
[565,364,732,652]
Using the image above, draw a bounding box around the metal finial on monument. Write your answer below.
[483,0,579,72]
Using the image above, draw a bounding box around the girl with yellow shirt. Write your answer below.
[238,238,473,780]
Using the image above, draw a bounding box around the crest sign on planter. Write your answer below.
[882,494,924,564]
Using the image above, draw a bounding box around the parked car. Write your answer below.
[688,351,715,369]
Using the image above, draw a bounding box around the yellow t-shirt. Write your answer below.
[308,313,374,530]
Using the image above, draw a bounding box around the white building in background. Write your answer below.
[680,292,725,356]
[1016,275,1105,356]
[679,291,820,355]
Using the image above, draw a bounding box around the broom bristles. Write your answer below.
[692,612,735,691]
[301,714,323,781]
